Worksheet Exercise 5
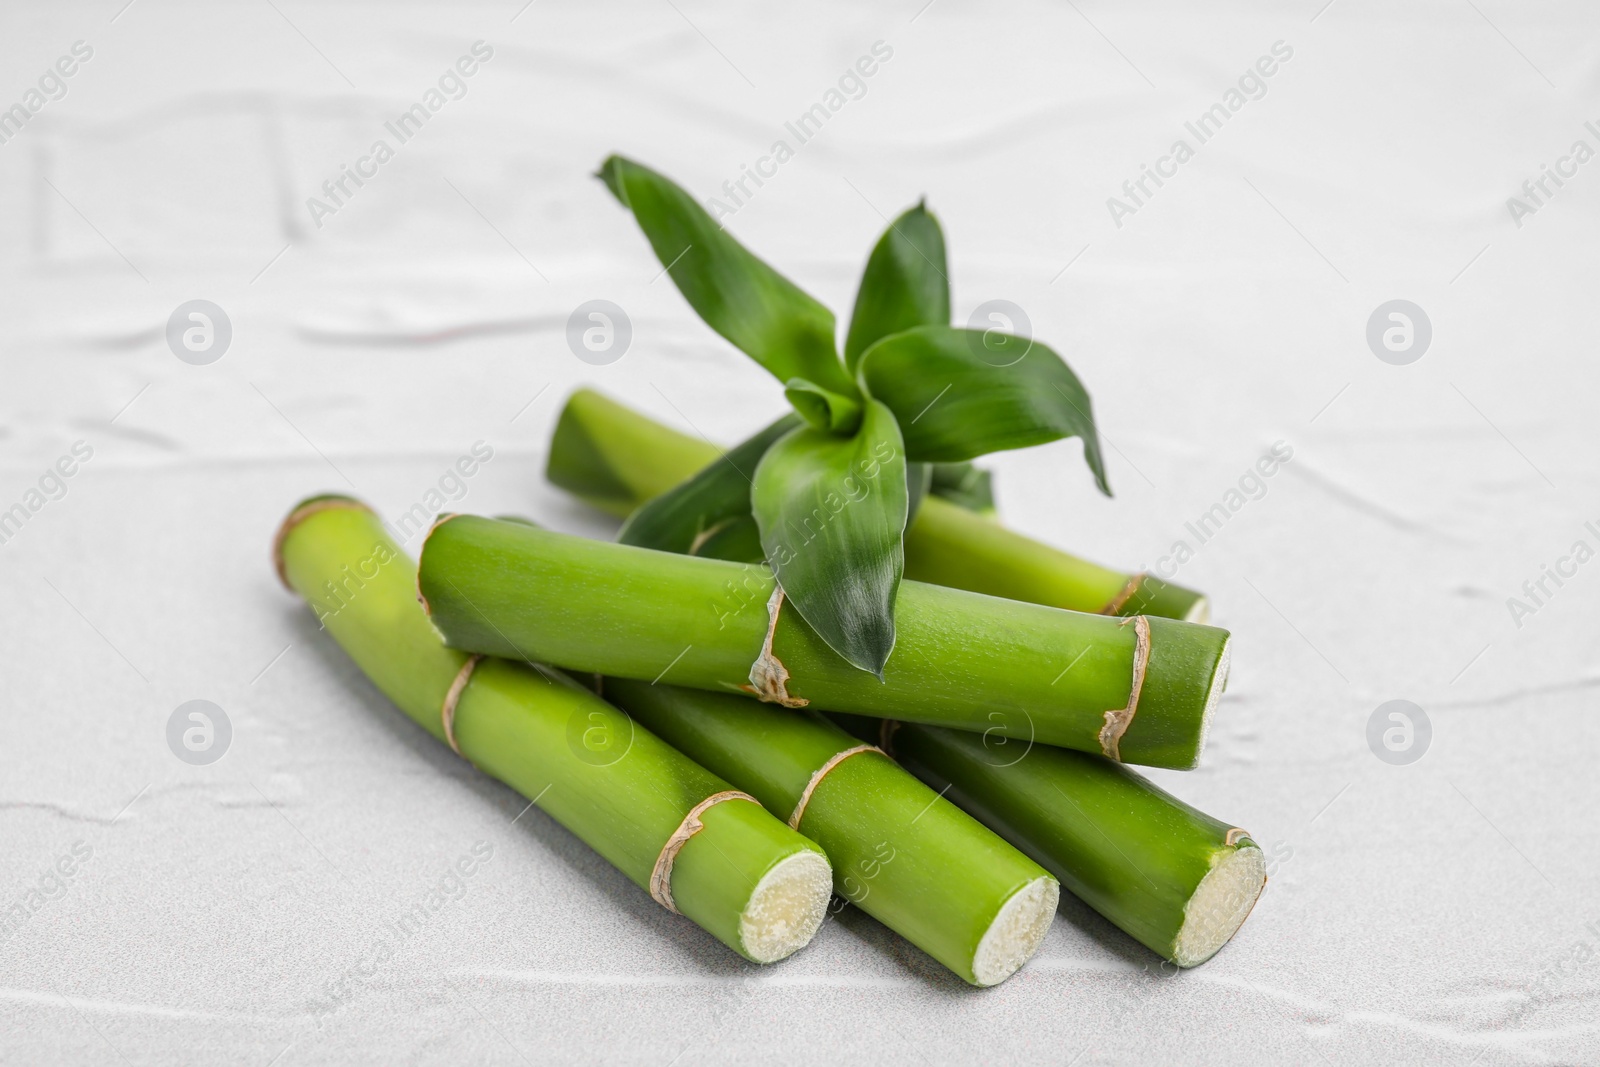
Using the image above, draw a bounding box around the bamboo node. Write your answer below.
[1100,572,1147,616]
[787,745,883,830]
[415,512,464,615]
[741,587,809,708]
[1099,616,1151,761]
[649,790,761,914]
[687,516,739,556]
[441,654,484,756]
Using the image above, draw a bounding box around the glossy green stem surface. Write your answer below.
[906,497,1207,622]
[277,496,828,963]
[848,717,1261,966]
[544,388,1207,620]
[546,389,721,518]
[417,515,1230,769]
[603,678,1054,985]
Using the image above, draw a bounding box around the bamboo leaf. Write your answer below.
[843,202,950,372]
[858,325,1109,495]
[685,514,765,562]
[618,414,800,560]
[752,400,908,677]
[928,462,996,515]
[598,155,856,399]
[784,378,863,435]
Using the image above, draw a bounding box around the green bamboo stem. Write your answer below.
[602,677,1059,986]
[906,497,1208,622]
[836,716,1264,967]
[417,515,1230,769]
[545,388,1208,621]
[275,495,832,964]
[546,389,722,518]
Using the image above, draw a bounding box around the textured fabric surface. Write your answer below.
[2,1,1596,1063]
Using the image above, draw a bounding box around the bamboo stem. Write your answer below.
[603,678,1059,986]
[545,388,1208,621]
[906,497,1209,623]
[547,390,721,518]
[275,495,832,964]
[841,716,1264,967]
[417,515,1230,769]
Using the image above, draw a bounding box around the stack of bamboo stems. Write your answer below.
[270,155,1264,987]
[273,428,1262,984]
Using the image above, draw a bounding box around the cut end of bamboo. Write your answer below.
[271,495,372,591]
[415,512,464,615]
[971,876,1059,986]
[1171,843,1265,968]
[738,849,833,964]
[1187,635,1232,770]
[1104,573,1210,624]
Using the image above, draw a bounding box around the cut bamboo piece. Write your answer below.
[906,497,1209,623]
[546,389,725,518]
[839,716,1263,967]
[417,514,1230,769]
[603,678,1058,985]
[545,388,1209,622]
[275,495,831,964]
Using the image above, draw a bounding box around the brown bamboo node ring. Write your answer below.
[649,791,762,914]
[787,745,883,830]
[440,654,484,756]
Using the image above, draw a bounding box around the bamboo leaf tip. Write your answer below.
[596,155,630,204]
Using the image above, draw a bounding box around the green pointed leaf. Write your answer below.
[928,461,996,515]
[858,324,1110,495]
[598,155,856,399]
[686,514,765,562]
[783,378,863,435]
[752,400,908,677]
[843,202,950,372]
[617,414,800,559]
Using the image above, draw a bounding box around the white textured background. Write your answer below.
[3,1,1598,1063]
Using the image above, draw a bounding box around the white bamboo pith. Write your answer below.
[1172,844,1266,967]
[971,877,1060,986]
[739,849,833,964]
[1188,638,1232,771]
